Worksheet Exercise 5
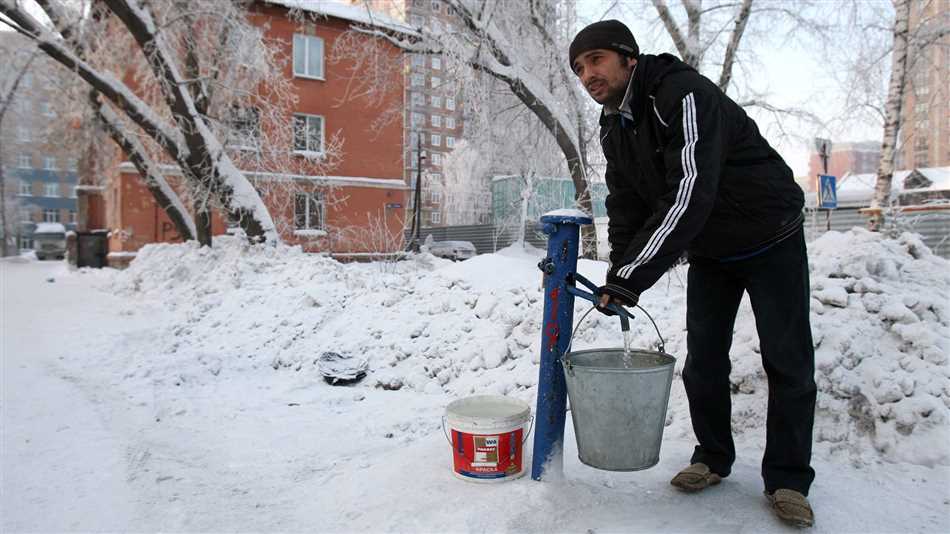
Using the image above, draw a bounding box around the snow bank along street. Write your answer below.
[2,228,949,532]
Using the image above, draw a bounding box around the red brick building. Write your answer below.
[805,141,881,193]
[82,1,410,265]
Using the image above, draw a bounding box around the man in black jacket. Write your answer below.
[570,20,817,528]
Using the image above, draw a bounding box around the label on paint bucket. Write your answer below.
[452,429,522,479]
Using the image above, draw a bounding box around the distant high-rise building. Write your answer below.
[805,141,881,192]
[897,0,949,170]
[0,32,81,252]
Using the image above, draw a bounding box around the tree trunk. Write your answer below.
[718,0,753,92]
[0,134,10,257]
[195,208,212,246]
[869,0,911,231]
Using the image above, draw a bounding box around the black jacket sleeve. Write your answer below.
[602,126,649,270]
[604,86,724,300]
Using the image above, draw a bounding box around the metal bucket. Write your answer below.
[562,348,675,471]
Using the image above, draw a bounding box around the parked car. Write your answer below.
[426,238,476,261]
[33,223,67,260]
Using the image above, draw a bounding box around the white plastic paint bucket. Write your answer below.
[443,395,533,483]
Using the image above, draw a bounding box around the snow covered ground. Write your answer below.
[2,229,949,532]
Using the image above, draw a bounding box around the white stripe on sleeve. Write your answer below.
[617,93,699,280]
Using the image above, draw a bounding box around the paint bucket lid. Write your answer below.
[445,395,531,429]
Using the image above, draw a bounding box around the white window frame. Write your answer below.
[70,185,78,198]
[431,153,442,165]
[446,116,456,129]
[446,136,456,148]
[69,210,77,223]
[43,156,56,170]
[294,191,326,231]
[411,73,424,87]
[430,211,441,224]
[431,95,442,108]
[431,114,441,127]
[17,153,30,168]
[66,157,78,171]
[17,127,30,142]
[43,208,59,223]
[431,76,441,88]
[292,33,325,80]
[44,182,59,197]
[431,57,442,70]
[411,92,424,106]
[18,180,32,196]
[411,54,425,67]
[226,106,261,151]
[446,97,456,110]
[411,112,424,127]
[431,134,441,146]
[292,113,325,156]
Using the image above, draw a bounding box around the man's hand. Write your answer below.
[596,286,636,316]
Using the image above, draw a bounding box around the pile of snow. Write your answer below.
[109,229,949,467]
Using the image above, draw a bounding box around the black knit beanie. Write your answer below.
[569,20,639,72]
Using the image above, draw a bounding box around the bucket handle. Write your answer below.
[442,415,536,445]
[564,304,667,362]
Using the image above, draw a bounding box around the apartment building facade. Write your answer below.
[897,0,949,170]
[82,1,410,264]
[0,32,81,252]
[805,141,882,193]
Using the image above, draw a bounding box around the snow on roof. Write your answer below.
[263,0,415,35]
[34,223,66,234]
[830,166,950,207]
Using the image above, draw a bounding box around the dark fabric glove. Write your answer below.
[595,281,639,316]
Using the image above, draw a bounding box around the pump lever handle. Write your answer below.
[563,284,632,331]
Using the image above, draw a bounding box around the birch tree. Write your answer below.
[0,0,345,246]
[351,0,602,257]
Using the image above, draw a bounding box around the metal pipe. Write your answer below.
[531,212,591,481]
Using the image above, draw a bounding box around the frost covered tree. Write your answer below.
[351,0,601,257]
[0,0,346,246]
[828,0,948,229]
[0,40,36,257]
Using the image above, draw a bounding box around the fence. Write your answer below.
[417,208,950,260]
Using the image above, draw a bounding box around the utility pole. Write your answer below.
[408,135,426,252]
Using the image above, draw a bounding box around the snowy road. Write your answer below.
[2,259,949,533]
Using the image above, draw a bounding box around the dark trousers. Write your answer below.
[683,228,817,495]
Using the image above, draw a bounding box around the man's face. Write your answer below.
[573,49,637,106]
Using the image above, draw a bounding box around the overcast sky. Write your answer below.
[576,0,892,177]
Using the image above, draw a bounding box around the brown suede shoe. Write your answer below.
[766,489,815,528]
[669,463,722,492]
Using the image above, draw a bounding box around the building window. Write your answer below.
[292,34,325,79]
[431,153,442,165]
[431,76,441,88]
[66,157,78,171]
[446,136,456,148]
[446,116,456,129]
[431,134,441,146]
[44,209,59,222]
[409,14,423,26]
[69,210,77,223]
[294,192,325,230]
[432,190,442,204]
[430,211,441,224]
[411,54,425,67]
[17,127,30,142]
[446,97,456,110]
[431,95,442,108]
[18,180,31,196]
[44,182,59,197]
[226,106,261,150]
[431,57,441,70]
[411,73,424,87]
[18,236,33,250]
[19,206,32,222]
[70,185,78,198]
[292,114,324,154]
[17,153,30,168]
[43,156,56,170]
[431,0,440,12]
[432,19,442,33]
[409,132,419,147]
[431,114,441,127]
[411,112,424,127]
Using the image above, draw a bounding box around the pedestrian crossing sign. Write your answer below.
[818,174,837,209]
